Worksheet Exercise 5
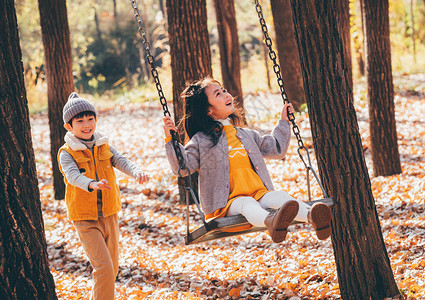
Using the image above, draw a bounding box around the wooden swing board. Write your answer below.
[185,197,334,245]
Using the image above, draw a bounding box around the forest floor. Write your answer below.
[31,74,425,299]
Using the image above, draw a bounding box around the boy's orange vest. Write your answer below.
[58,143,121,221]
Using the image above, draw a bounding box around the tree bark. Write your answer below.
[113,0,117,19]
[141,0,151,80]
[166,0,212,122]
[270,0,304,111]
[158,0,166,16]
[262,41,272,91]
[0,1,57,299]
[92,2,103,42]
[357,0,366,76]
[38,0,75,199]
[361,0,401,176]
[335,0,353,90]
[166,0,212,204]
[213,0,245,122]
[410,0,416,64]
[289,1,400,299]
[352,1,365,76]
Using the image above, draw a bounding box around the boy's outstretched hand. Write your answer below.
[136,172,149,184]
[89,179,111,190]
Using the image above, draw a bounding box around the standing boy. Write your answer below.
[58,92,149,300]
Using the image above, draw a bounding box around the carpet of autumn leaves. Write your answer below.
[31,75,424,299]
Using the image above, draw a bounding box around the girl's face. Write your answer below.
[205,83,235,120]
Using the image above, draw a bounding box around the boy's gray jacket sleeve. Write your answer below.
[59,151,93,192]
[109,145,141,178]
[59,145,141,192]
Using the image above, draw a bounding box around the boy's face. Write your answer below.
[64,114,97,140]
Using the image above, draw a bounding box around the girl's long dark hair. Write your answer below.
[180,77,243,146]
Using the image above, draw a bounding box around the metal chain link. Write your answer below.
[254,0,305,150]
[130,0,187,171]
[131,0,211,224]
[130,0,169,116]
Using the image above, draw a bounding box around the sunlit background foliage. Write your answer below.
[15,0,425,113]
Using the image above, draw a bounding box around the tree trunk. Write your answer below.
[262,41,272,91]
[166,0,212,204]
[0,2,57,299]
[141,0,151,80]
[270,0,304,111]
[335,0,353,90]
[93,2,103,42]
[138,46,149,82]
[357,47,365,76]
[289,1,400,299]
[410,0,416,64]
[357,0,366,76]
[166,0,212,122]
[361,0,401,176]
[113,0,117,19]
[158,0,166,17]
[213,0,245,122]
[38,0,75,200]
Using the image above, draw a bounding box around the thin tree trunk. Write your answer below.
[262,42,272,91]
[93,3,102,42]
[270,0,304,111]
[138,46,148,82]
[113,0,117,19]
[166,0,212,204]
[158,0,166,17]
[141,0,151,79]
[410,0,416,64]
[0,1,57,298]
[213,0,245,122]
[358,47,365,76]
[361,0,401,176]
[289,0,400,298]
[335,0,353,90]
[358,0,366,76]
[38,0,75,200]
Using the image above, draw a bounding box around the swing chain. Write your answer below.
[130,1,169,117]
[254,0,305,151]
[254,0,329,199]
[131,0,212,223]
[130,0,187,171]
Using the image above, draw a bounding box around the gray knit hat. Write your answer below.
[63,92,97,124]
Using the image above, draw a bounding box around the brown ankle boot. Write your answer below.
[308,203,332,240]
[264,200,299,243]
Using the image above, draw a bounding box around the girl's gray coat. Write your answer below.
[165,120,291,215]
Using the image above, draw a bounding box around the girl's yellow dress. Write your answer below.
[205,124,269,231]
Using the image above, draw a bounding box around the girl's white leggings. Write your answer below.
[226,190,310,227]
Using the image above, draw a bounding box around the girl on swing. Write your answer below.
[162,77,331,243]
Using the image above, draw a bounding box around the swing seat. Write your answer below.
[185,197,334,245]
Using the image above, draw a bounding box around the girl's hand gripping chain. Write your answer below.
[163,116,178,138]
[281,103,295,122]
